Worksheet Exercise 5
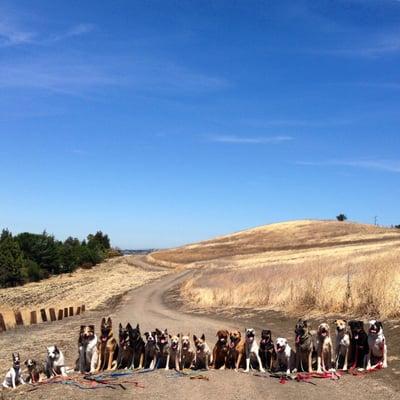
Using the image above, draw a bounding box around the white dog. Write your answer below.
[367,320,387,369]
[77,325,98,373]
[275,337,293,374]
[46,346,67,377]
[244,328,265,372]
[2,353,25,389]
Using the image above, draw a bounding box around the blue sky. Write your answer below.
[1,0,399,249]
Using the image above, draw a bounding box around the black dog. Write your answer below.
[117,323,134,369]
[130,323,145,369]
[348,320,369,368]
[294,319,314,372]
[144,331,159,369]
[155,329,170,369]
[259,330,275,370]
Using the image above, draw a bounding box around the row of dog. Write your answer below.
[2,317,387,389]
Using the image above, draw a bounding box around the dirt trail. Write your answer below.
[1,256,399,399]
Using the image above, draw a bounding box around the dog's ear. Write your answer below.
[126,323,132,330]
[378,321,383,329]
[80,325,85,330]
[155,328,161,334]
[119,323,123,330]
[201,334,205,340]
[101,317,106,325]
[303,320,308,327]
[136,323,140,330]
[177,333,180,338]
[107,317,112,325]
[89,325,95,331]
[193,335,197,341]
[165,329,168,334]
[169,334,172,339]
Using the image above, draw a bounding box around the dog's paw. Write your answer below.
[244,369,249,373]
[383,363,388,369]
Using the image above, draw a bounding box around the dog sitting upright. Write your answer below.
[144,331,159,369]
[180,334,195,369]
[96,317,118,371]
[46,346,67,377]
[275,338,293,374]
[367,320,387,369]
[227,330,246,370]
[294,319,314,373]
[130,323,145,369]
[166,334,181,370]
[24,359,46,383]
[334,319,350,370]
[2,353,25,389]
[213,330,229,369]
[76,324,98,373]
[155,329,170,369]
[316,323,333,372]
[244,328,265,373]
[259,330,276,371]
[348,320,369,369]
[117,323,134,369]
[193,334,211,370]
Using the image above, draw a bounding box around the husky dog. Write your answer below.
[367,320,387,369]
[46,346,67,377]
[244,328,265,372]
[2,353,25,389]
[77,325,98,373]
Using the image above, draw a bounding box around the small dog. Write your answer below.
[259,329,276,371]
[367,320,387,369]
[2,353,25,389]
[46,346,67,377]
[129,323,145,369]
[193,334,211,370]
[76,324,98,373]
[275,338,293,374]
[144,331,159,369]
[155,329,170,368]
[24,359,46,383]
[334,319,350,370]
[96,317,118,371]
[294,319,314,373]
[166,334,181,370]
[213,330,229,369]
[227,330,246,370]
[348,320,369,369]
[117,323,134,369]
[244,328,265,372]
[180,334,195,369]
[316,323,333,372]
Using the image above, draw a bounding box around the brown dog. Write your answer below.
[213,330,229,369]
[317,323,333,372]
[227,329,246,370]
[96,317,118,371]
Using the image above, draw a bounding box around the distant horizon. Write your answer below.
[1,1,399,249]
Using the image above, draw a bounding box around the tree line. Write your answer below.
[0,229,121,288]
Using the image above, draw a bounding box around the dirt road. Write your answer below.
[1,257,399,399]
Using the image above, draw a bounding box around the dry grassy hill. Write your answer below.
[150,220,400,318]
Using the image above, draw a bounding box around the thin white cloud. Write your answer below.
[0,19,34,46]
[297,159,400,173]
[209,135,293,144]
[50,23,95,42]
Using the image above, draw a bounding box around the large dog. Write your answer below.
[244,328,265,372]
[155,329,170,369]
[259,329,275,371]
[213,330,229,369]
[2,353,25,389]
[227,329,245,370]
[144,331,158,369]
[294,319,314,373]
[275,337,293,374]
[46,346,67,377]
[193,334,211,370]
[117,323,134,369]
[367,320,387,369]
[316,323,333,372]
[166,334,181,370]
[24,359,46,383]
[76,325,98,373]
[130,323,145,369]
[180,334,195,369]
[348,320,369,369]
[334,319,350,370]
[96,317,118,371]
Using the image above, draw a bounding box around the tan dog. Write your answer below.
[166,334,180,370]
[213,330,229,369]
[334,319,350,370]
[193,334,211,370]
[96,317,118,371]
[317,323,333,372]
[180,334,195,369]
[228,329,246,370]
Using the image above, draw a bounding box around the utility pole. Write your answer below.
[374,216,378,226]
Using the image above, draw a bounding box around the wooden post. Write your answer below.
[58,310,63,320]
[64,308,68,318]
[81,304,86,313]
[30,311,37,325]
[0,313,6,332]
[49,308,56,322]
[69,307,74,317]
[40,309,47,322]
[14,311,24,326]
[76,306,81,315]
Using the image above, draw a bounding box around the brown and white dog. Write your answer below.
[334,319,350,370]
[96,317,118,371]
[213,330,229,369]
[367,320,387,369]
[193,334,211,370]
[316,323,333,372]
[76,324,98,373]
[227,329,245,370]
[180,334,195,370]
[166,334,180,370]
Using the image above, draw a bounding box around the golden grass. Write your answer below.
[153,220,400,318]
[0,256,168,328]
